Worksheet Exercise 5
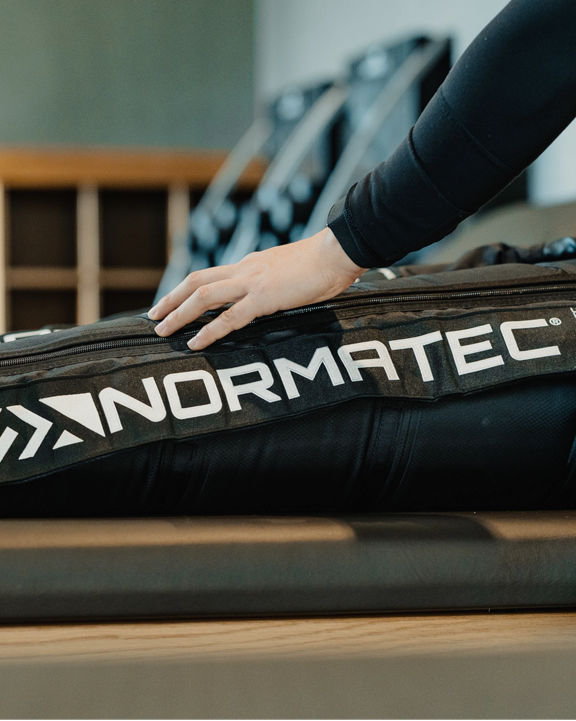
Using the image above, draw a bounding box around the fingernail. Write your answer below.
[187,334,201,350]
[148,305,160,320]
[154,322,167,336]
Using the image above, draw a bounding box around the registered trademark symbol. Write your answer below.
[550,317,562,325]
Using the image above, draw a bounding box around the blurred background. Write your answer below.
[0,0,575,332]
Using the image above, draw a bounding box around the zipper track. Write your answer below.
[279,282,576,315]
[2,282,576,369]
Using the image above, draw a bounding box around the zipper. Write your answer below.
[1,281,576,370]
[272,282,576,315]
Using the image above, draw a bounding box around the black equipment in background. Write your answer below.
[217,81,346,265]
[304,35,451,241]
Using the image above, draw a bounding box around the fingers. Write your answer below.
[148,265,232,320]
[153,279,246,337]
[147,229,360,351]
[187,296,257,350]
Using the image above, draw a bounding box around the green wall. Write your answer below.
[0,0,254,148]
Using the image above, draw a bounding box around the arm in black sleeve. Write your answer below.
[328,0,576,268]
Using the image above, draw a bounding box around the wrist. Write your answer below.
[318,226,367,275]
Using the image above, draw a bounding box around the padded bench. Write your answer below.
[1,510,576,622]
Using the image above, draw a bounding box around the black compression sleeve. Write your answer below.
[328,0,576,268]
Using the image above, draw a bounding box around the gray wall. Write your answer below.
[0,0,254,148]
[255,0,508,102]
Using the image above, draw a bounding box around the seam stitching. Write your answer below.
[438,86,515,173]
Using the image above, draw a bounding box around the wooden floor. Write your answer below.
[1,611,576,718]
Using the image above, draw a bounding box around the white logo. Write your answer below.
[0,316,563,465]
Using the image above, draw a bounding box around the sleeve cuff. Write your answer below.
[327,185,389,268]
[327,190,372,268]
[327,88,517,269]
[328,131,470,268]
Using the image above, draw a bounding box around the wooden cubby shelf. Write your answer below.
[0,148,265,332]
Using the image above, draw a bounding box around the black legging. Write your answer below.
[0,374,574,517]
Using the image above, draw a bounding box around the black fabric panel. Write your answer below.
[1,376,575,517]
[3,263,576,485]
[2,247,576,515]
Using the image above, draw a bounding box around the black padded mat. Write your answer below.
[1,512,576,622]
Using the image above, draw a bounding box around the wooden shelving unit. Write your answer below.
[0,147,265,332]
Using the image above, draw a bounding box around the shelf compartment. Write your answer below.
[100,189,167,269]
[7,189,77,268]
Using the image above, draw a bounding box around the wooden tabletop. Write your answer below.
[2,610,576,665]
[1,612,575,718]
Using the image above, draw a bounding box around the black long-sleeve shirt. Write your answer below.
[328,0,576,268]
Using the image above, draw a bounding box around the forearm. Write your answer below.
[329,0,576,268]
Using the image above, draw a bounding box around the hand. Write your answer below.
[148,227,365,350]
